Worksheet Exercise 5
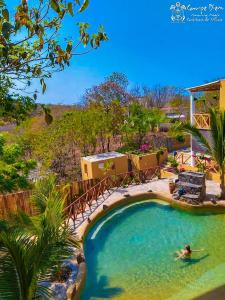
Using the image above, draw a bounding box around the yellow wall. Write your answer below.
[220,80,225,110]
[129,150,168,171]
[206,172,221,183]
[81,156,128,180]
[81,158,93,181]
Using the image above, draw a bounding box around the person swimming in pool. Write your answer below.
[175,245,204,261]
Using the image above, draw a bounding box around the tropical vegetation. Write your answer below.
[180,108,225,198]
[0,175,79,299]
[0,134,36,193]
[0,0,108,123]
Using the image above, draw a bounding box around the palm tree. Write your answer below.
[0,175,80,300]
[148,108,167,132]
[182,108,225,198]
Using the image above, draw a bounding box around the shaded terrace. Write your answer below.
[187,79,225,130]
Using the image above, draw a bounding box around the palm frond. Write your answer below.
[31,175,57,214]
[0,175,80,299]
[0,248,22,300]
[182,123,212,155]
[209,108,225,168]
[35,284,53,300]
[0,230,35,300]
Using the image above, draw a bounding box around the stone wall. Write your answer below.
[174,171,206,204]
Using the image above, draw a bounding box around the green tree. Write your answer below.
[61,108,102,155]
[122,102,151,147]
[84,74,131,151]
[0,0,107,85]
[0,134,36,193]
[0,0,107,118]
[148,108,167,132]
[28,107,102,179]
[0,175,80,300]
[0,83,36,124]
[89,100,126,152]
[181,108,225,198]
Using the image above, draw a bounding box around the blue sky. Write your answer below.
[9,0,225,104]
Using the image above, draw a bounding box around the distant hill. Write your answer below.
[0,104,78,133]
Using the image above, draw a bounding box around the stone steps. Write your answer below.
[179,171,205,185]
[177,181,203,194]
[180,193,202,205]
[173,171,206,204]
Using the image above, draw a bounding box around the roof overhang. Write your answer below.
[186,80,223,93]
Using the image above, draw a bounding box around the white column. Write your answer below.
[190,93,195,166]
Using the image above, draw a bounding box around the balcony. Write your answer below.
[193,113,211,130]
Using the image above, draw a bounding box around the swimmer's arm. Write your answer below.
[192,249,204,252]
[175,252,185,261]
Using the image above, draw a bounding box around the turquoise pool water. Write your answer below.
[81,200,225,300]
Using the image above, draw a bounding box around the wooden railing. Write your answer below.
[65,167,160,227]
[176,152,218,173]
[0,178,100,219]
[193,113,211,130]
[176,152,192,165]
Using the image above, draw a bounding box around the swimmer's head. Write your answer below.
[185,245,191,252]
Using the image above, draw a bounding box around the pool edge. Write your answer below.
[69,191,225,300]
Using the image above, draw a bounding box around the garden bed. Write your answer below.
[128,149,168,170]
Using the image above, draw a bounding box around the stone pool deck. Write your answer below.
[75,177,224,239]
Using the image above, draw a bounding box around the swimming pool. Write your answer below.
[81,200,225,300]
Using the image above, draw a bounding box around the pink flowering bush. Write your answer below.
[139,144,151,153]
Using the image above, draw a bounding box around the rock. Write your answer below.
[76,253,85,264]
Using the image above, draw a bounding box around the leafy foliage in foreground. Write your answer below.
[0,0,108,122]
[0,134,36,193]
[0,175,80,300]
[0,0,107,86]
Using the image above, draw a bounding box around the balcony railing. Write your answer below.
[193,113,211,130]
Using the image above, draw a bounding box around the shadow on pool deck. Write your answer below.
[193,284,225,300]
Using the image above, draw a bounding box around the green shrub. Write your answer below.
[0,134,36,193]
[167,155,179,168]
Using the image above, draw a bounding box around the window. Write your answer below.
[84,164,88,174]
